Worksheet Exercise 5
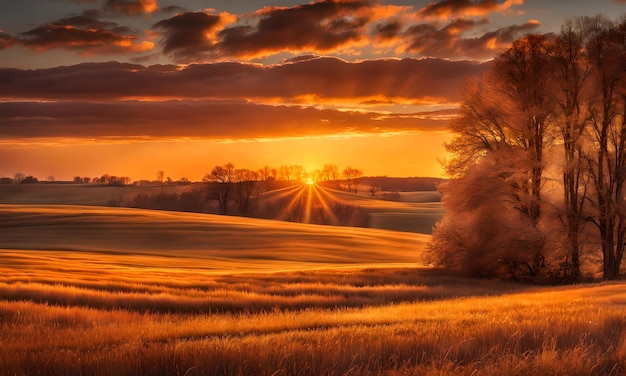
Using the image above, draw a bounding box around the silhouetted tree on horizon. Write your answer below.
[234,168,259,216]
[204,163,236,215]
[342,166,363,193]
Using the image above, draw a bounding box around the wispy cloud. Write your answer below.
[417,0,524,20]
[17,16,154,55]
[0,33,15,50]
[402,19,540,59]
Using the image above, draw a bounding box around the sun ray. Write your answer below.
[263,184,302,201]
[277,185,307,222]
[310,184,340,225]
[303,184,314,224]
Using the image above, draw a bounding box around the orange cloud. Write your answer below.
[104,0,159,15]
[373,20,404,44]
[418,0,524,20]
[153,11,237,60]
[18,16,154,54]
[0,55,484,142]
[403,19,540,59]
[148,0,533,63]
[155,1,373,62]
[0,33,15,50]
[0,100,453,140]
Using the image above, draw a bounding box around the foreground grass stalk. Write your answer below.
[1,272,625,375]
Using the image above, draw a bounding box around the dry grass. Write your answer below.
[1,278,625,375]
[0,204,625,375]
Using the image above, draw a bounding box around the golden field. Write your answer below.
[0,190,625,375]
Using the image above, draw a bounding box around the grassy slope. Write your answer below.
[0,204,625,374]
[0,204,427,273]
[259,185,445,233]
[0,183,190,206]
[316,187,445,234]
[0,183,444,233]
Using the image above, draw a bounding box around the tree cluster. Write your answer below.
[202,163,364,215]
[0,173,40,184]
[78,174,132,186]
[430,15,626,282]
[115,162,370,228]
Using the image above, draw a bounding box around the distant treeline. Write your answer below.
[110,182,370,228]
[360,177,445,192]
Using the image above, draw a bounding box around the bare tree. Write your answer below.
[582,15,626,280]
[257,166,272,181]
[322,164,340,182]
[490,34,554,225]
[203,163,236,215]
[342,166,363,193]
[278,165,291,182]
[550,18,592,279]
[289,165,306,185]
[433,35,555,279]
[369,186,381,197]
[309,169,323,183]
[234,168,259,216]
[434,17,626,281]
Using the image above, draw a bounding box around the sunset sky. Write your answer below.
[1,0,625,181]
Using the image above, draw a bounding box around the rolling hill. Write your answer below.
[0,204,428,275]
[0,182,445,233]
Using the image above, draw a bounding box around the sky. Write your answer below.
[1,0,625,181]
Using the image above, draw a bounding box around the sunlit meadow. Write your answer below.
[0,199,625,375]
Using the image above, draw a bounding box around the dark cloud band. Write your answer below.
[0,100,454,139]
[0,57,489,103]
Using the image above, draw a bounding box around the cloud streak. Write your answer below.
[104,0,159,15]
[417,0,524,20]
[153,11,235,59]
[0,57,489,104]
[17,16,154,55]
[0,33,15,50]
[0,54,486,140]
[403,19,540,59]
[0,56,487,140]
[0,100,453,140]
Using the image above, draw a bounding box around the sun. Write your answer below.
[306,178,315,185]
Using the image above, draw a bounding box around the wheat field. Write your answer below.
[0,204,625,375]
